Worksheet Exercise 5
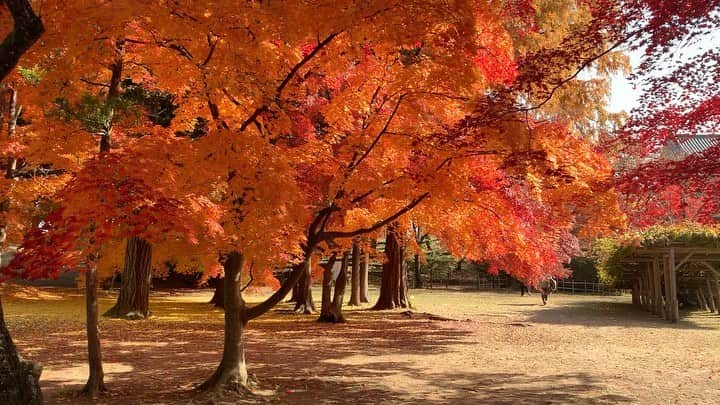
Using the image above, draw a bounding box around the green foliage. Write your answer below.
[121,79,177,128]
[594,224,720,286]
[566,257,599,281]
[52,94,139,134]
[17,65,43,85]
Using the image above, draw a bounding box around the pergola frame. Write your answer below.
[617,246,720,323]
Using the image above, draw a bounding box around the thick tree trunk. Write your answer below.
[104,237,153,319]
[0,298,42,405]
[210,276,224,309]
[293,256,315,314]
[373,224,410,310]
[318,255,340,322]
[360,251,369,303]
[348,243,361,306]
[199,252,250,392]
[330,253,348,322]
[83,266,106,396]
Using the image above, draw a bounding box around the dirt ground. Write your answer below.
[4,286,720,404]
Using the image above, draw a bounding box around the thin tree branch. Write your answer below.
[240,31,341,132]
[318,192,430,241]
[348,93,406,171]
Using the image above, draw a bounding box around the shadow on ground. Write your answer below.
[520,297,716,330]
[6,291,637,404]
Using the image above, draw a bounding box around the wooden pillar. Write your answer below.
[645,269,652,311]
[700,262,720,315]
[631,278,640,306]
[713,274,720,315]
[705,278,717,313]
[662,255,671,321]
[647,263,655,313]
[698,288,710,311]
[695,290,705,311]
[653,257,663,317]
[669,248,679,323]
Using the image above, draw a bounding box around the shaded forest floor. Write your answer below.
[4,285,720,404]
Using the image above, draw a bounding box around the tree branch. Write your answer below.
[348,93,406,172]
[240,31,341,132]
[0,0,44,81]
[521,31,640,112]
[246,245,314,320]
[318,192,430,241]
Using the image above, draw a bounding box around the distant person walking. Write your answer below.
[538,276,557,305]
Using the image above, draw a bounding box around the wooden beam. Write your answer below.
[706,277,717,313]
[669,247,680,323]
[698,288,710,312]
[653,257,662,317]
[663,255,670,321]
[695,290,704,312]
[676,251,695,269]
[700,261,720,278]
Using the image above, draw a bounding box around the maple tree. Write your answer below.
[1,0,701,399]
[605,1,720,227]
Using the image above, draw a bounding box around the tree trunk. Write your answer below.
[348,243,361,306]
[0,298,42,405]
[83,266,106,396]
[318,255,342,323]
[210,276,224,309]
[199,252,250,392]
[288,281,299,303]
[292,256,315,314]
[104,237,153,319]
[413,253,422,289]
[373,224,410,310]
[5,88,19,180]
[329,253,348,322]
[360,251,369,303]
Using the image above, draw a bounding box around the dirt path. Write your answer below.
[4,288,719,404]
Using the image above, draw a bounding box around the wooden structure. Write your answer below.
[617,245,720,323]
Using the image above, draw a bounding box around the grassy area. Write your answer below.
[4,286,720,404]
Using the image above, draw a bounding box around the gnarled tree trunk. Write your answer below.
[199,252,250,392]
[104,237,153,319]
[330,253,348,322]
[83,266,106,396]
[293,256,315,314]
[318,254,340,322]
[373,224,410,310]
[348,242,361,306]
[360,251,369,303]
[0,298,42,405]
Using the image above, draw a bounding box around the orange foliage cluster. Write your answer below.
[2,0,626,287]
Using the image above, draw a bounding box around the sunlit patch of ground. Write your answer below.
[4,286,720,404]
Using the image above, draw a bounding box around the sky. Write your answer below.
[607,30,720,113]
